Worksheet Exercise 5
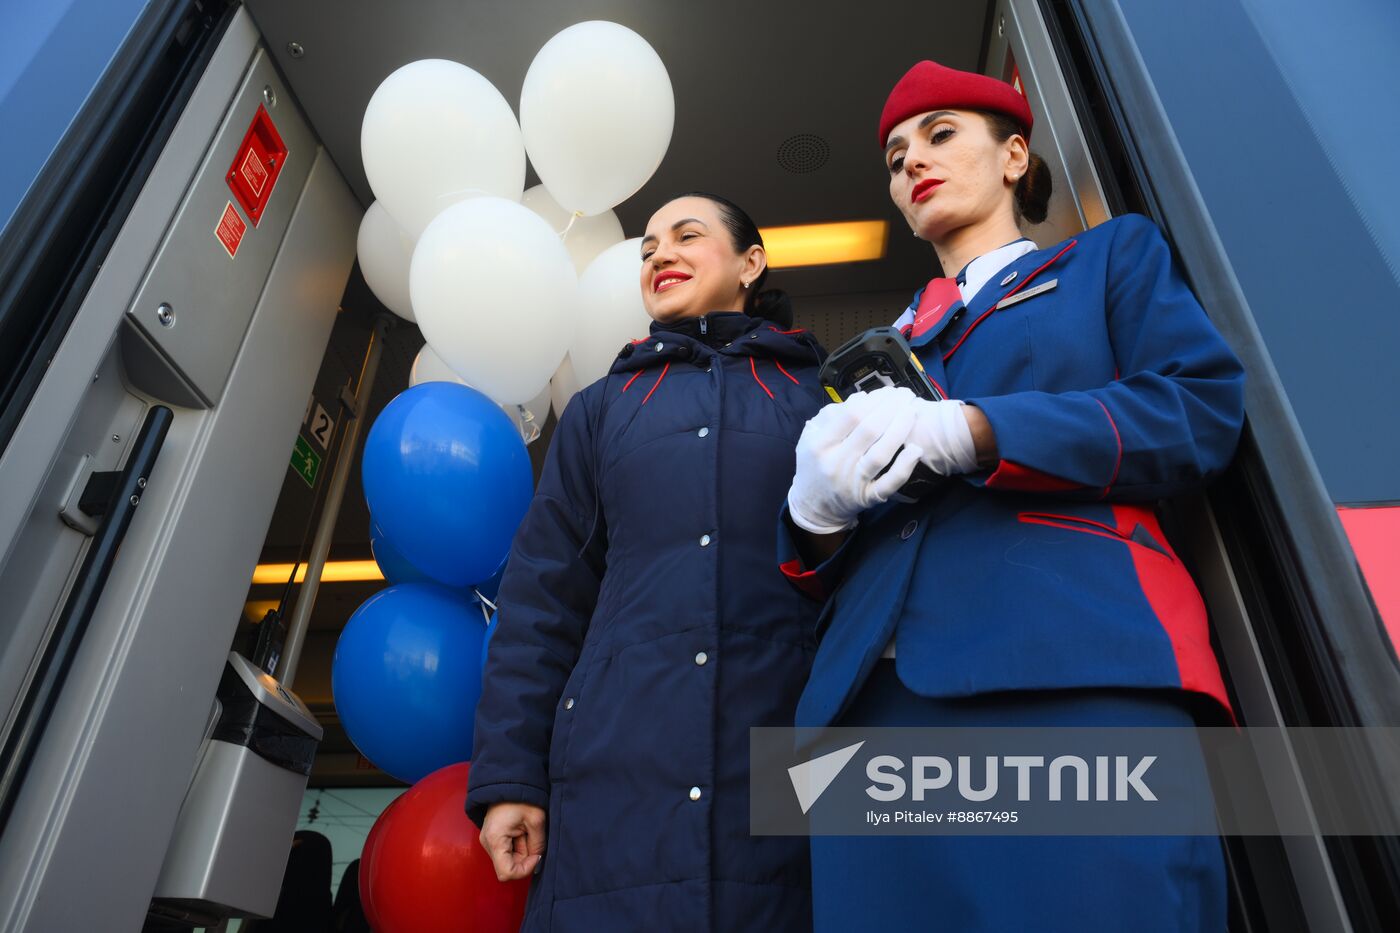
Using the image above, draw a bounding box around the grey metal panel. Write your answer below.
[0,9,262,779]
[0,11,258,591]
[0,147,358,931]
[152,739,310,918]
[124,48,317,408]
[990,0,1110,245]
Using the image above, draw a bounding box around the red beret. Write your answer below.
[878,60,1033,147]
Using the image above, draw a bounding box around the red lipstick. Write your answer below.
[653,271,692,293]
[912,179,944,203]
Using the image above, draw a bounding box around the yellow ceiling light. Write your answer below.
[243,600,280,623]
[251,560,385,585]
[759,220,888,269]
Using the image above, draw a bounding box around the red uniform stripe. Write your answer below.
[942,240,1078,363]
[1112,503,1232,718]
[642,362,670,404]
[985,460,1084,492]
[780,559,827,600]
[750,358,774,399]
[1095,398,1123,498]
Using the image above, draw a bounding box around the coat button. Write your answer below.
[564,697,575,710]
[698,427,709,438]
[695,651,708,666]
[654,342,664,351]
[900,520,918,540]
[699,534,712,547]
[689,786,702,801]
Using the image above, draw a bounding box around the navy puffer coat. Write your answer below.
[467,311,827,932]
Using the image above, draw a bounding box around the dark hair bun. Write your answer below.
[1016,151,1052,225]
[750,288,793,330]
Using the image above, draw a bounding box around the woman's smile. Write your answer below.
[653,270,692,293]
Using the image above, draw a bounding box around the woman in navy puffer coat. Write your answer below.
[466,194,826,932]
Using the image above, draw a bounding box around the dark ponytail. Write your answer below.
[979,112,1052,225]
[675,191,794,329]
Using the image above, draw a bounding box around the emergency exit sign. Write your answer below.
[291,435,321,488]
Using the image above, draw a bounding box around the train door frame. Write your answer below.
[0,5,361,929]
[1040,1,1400,930]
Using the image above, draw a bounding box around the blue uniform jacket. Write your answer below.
[468,312,827,933]
[780,214,1246,729]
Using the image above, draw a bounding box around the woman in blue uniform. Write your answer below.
[467,193,841,932]
[780,61,1246,931]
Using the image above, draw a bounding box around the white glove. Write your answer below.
[787,388,926,535]
[908,398,979,475]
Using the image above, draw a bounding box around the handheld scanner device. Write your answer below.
[818,326,944,500]
[819,326,943,404]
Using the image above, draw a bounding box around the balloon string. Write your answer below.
[559,211,583,241]
[516,404,542,445]
[475,588,498,614]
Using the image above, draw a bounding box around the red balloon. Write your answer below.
[360,762,531,932]
[360,794,401,930]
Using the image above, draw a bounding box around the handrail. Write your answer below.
[0,405,173,834]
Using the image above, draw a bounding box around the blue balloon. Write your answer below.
[370,522,432,586]
[481,611,498,676]
[362,382,533,588]
[472,554,508,603]
[332,583,487,784]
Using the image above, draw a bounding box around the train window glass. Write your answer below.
[1117,0,1400,507]
[0,0,152,237]
[1239,0,1400,283]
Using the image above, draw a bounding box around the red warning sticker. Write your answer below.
[240,148,269,196]
[216,201,247,258]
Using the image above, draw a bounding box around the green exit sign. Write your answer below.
[291,434,322,489]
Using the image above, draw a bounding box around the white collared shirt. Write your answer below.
[881,237,1039,661]
[890,238,1040,332]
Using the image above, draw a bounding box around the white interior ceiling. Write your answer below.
[244,0,994,298]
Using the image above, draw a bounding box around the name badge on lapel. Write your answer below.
[995,278,1058,311]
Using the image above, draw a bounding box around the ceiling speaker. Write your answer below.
[776,133,831,174]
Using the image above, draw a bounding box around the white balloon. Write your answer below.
[361,59,526,237]
[411,197,577,405]
[550,354,582,419]
[408,343,464,387]
[410,344,551,445]
[521,184,625,274]
[570,237,653,385]
[521,22,674,216]
[357,202,416,320]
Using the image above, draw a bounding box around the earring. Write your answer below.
[742,281,750,289]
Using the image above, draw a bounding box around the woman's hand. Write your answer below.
[904,397,998,473]
[479,802,547,881]
[787,389,925,534]
[961,404,999,468]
